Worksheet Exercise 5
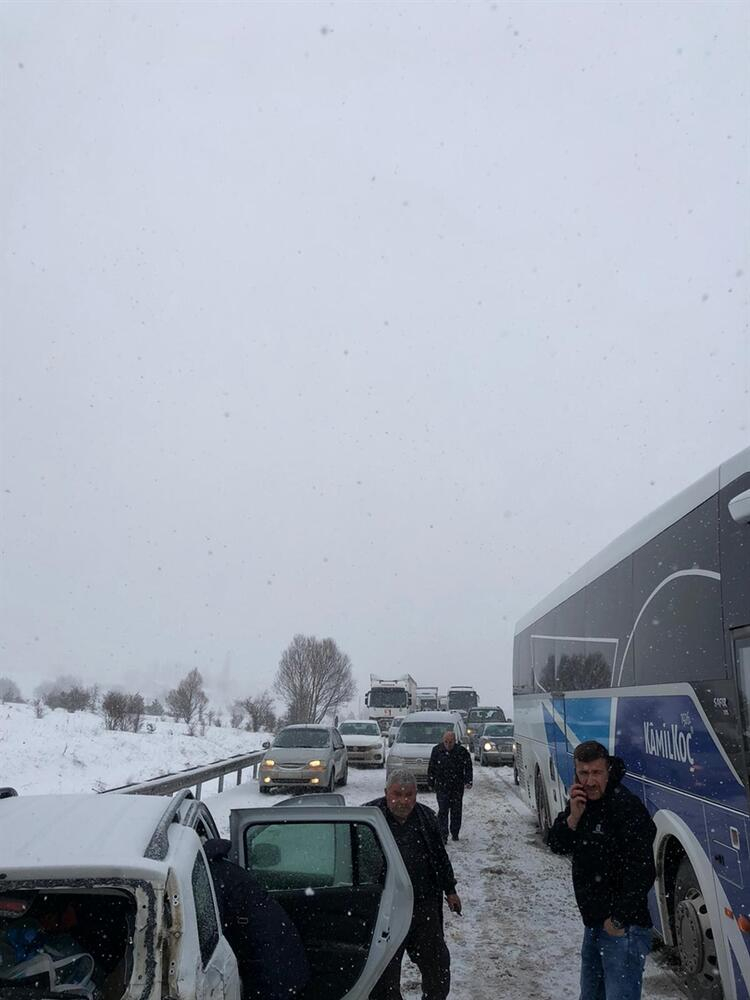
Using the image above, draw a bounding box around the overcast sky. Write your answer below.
[1,1,748,715]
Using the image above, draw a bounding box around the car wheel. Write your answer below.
[338,763,348,787]
[322,769,335,793]
[480,752,488,767]
[673,857,723,999]
[259,784,270,794]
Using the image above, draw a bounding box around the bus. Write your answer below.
[447,686,479,716]
[513,447,750,1000]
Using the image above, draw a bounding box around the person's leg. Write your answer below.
[579,927,606,1000]
[369,939,407,1000]
[406,899,450,1000]
[449,791,463,839]
[435,790,450,843]
[599,926,651,1000]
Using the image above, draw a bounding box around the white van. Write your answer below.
[385,711,467,786]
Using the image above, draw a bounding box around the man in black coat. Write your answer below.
[203,839,310,1000]
[427,731,473,842]
[367,770,461,1000]
[547,741,656,1000]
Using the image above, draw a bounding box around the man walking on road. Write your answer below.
[367,770,461,1000]
[427,730,473,842]
[547,740,657,1000]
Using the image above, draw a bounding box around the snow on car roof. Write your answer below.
[0,793,176,878]
[400,711,462,723]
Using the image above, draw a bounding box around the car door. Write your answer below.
[331,728,346,777]
[191,849,240,1000]
[229,805,413,999]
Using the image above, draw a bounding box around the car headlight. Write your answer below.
[308,759,324,768]
[512,742,517,751]
[484,742,496,751]
[262,759,275,767]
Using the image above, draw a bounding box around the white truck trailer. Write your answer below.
[365,674,418,732]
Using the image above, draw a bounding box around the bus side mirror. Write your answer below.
[729,489,750,525]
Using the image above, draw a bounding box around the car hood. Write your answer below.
[342,735,382,748]
[265,746,331,764]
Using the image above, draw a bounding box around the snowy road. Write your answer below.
[206,762,682,1000]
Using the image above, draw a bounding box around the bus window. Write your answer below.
[734,637,750,755]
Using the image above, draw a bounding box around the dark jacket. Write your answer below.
[427,742,473,793]
[546,757,656,928]
[203,839,310,999]
[366,797,457,896]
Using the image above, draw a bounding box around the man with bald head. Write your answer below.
[367,770,461,999]
[428,730,473,843]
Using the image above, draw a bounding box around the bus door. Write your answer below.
[548,693,571,816]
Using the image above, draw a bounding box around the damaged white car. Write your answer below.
[0,790,412,1000]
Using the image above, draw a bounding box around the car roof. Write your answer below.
[0,794,177,878]
[400,711,463,723]
[281,723,330,730]
[340,719,379,725]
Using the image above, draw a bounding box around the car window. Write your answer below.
[484,724,514,737]
[397,722,453,744]
[243,821,386,891]
[274,728,330,748]
[192,853,219,967]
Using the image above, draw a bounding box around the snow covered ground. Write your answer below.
[0,702,270,794]
[2,704,681,998]
[206,763,681,1000]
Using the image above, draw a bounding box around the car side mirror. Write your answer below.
[262,741,270,749]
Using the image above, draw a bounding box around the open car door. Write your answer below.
[228,804,413,1000]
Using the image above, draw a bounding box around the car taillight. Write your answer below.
[0,897,32,917]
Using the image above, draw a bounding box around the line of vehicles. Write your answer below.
[256,703,514,795]
[363,675,482,732]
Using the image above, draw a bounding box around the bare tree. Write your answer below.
[238,690,277,731]
[0,677,23,703]
[166,668,208,725]
[274,634,356,724]
[102,690,129,730]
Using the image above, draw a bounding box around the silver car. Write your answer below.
[259,724,348,793]
[386,711,467,786]
[476,722,515,766]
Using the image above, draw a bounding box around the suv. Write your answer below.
[385,711,467,786]
[259,724,348,793]
[0,790,413,1000]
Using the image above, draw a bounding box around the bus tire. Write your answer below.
[673,857,723,999]
[535,770,551,839]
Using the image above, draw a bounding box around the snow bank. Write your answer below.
[0,702,269,794]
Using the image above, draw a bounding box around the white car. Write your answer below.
[338,720,385,767]
[0,789,413,1000]
[386,711,468,786]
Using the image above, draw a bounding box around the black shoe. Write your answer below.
[451,834,459,841]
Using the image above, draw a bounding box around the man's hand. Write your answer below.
[567,782,587,830]
[603,917,625,937]
[446,893,462,915]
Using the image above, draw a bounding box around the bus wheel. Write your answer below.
[674,857,722,999]
[535,771,551,839]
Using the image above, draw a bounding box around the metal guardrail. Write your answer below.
[102,749,266,799]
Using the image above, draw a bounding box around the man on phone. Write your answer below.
[547,740,656,1000]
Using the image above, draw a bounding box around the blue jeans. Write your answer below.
[579,925,652,1000]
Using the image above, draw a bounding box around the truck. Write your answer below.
[364,674,418,732]
[415,686,439,711]
[446,685,479,717]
